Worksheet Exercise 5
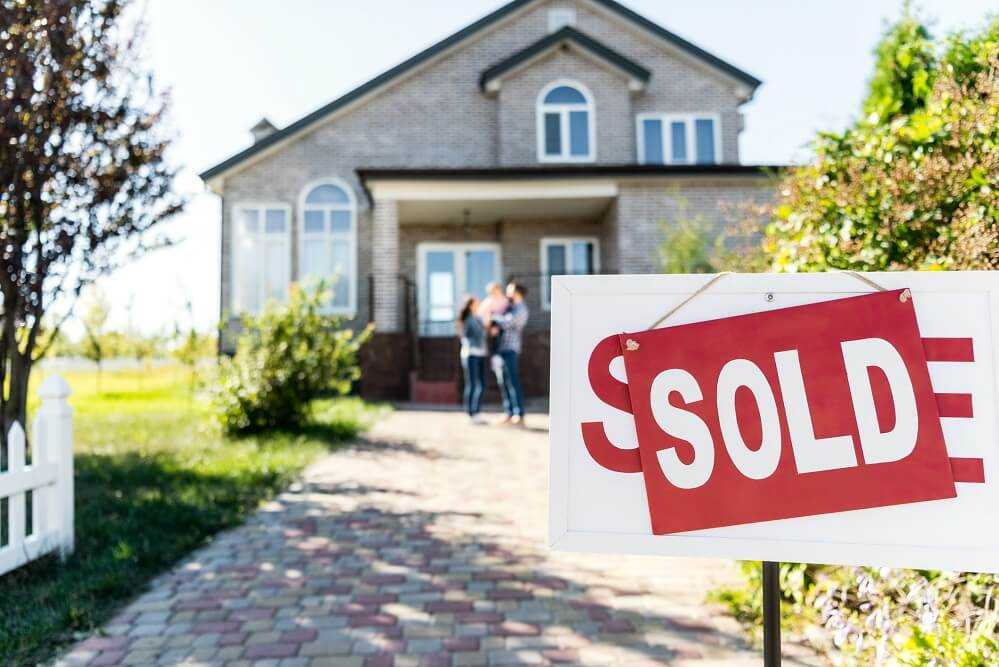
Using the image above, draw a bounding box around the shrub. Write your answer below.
[659,192,771,274]
[759,16,997,273]
[212,285,372,433]
[813,568,999,664]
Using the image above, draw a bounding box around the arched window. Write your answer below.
[537,81,595,162]
[299,179,356,314]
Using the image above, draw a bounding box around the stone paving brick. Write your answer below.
[79,636,130,652]
[122,649,161,665]
[156,648,190,663]
[59,410,820,666]
[299,634,353,657]
[311,658,364,667]
[442,637,479,652]
[88,651,124,666]
[281,628,319,643]
[244,642,299,659]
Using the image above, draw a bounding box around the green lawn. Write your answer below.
[0,364,385,666]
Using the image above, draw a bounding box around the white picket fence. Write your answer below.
[0,375,74,576]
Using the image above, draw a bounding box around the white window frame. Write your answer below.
[536,79,597,164]
[540,237,601,311]
[416,242,503,336]
[547,7,577,32]
[636,113,721,165]
[230,202,292,315]
[298,177,358,316]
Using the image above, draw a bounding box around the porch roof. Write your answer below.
[358,164,780,225]
[357,163,780,202]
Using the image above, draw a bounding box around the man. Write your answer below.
[494,282,529,425]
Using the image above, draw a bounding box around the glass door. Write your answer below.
[418,243,501,336]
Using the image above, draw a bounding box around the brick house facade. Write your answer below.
[200,0,778,402]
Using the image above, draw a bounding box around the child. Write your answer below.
[477,282,509,356]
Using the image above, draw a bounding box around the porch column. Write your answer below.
[372,197,401,332]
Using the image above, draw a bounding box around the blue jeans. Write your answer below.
[495,350,525,417]
[461,355,486,416]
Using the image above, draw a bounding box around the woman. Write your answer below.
[457,296,487,423]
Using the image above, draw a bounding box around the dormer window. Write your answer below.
[548,8,577,32]
[537,81,595,163]
[638,113,721,165]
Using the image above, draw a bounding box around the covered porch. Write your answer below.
[358,168,623,402]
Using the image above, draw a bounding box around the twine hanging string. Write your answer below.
[839,270,888,293]
[648,272,731,330]
[648,270,893,330]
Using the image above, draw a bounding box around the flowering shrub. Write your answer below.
[212,285,372,433]
[815,569,999,665]
[715,566,999,665]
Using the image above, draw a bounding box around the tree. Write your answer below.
[0,1,182,433]
[717,13,999,665]
[79,287,111,393]
[863,4,937,121]
[171,299,212,397]
[659,197,718,274]
[762,14,998,273]
[660,194,771,274]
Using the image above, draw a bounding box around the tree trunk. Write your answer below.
[2,348,32,436]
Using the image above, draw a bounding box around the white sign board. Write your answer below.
[549,271,999,573]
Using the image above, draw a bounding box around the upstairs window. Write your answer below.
[638,114,720,165]
[300,180,357,314]
[233,204,291,314]
[537,81,595,163]
[540,237,600,309]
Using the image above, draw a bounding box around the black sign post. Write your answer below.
[762,561,782,667]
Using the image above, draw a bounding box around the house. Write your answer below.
[199,0,778,402]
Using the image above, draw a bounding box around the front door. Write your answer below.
[417,243,501,336]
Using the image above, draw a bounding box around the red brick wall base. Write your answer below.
[359,331,551,402]
[409,371,460,404]
[359,333,413,401]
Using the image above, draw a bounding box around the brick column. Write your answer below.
[372,198,401,332]
[615,185,664,274]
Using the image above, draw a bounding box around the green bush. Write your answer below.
[212,285,372,433]
[760,14,997,273]
[812,568,999,665]
[713,563,999,664]
[709,561,824,642]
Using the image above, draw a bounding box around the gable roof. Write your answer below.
[480,26,650,92]
[200,0,762,183]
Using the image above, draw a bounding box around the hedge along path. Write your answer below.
[58,409,822,666]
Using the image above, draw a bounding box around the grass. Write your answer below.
[0,364,385,666]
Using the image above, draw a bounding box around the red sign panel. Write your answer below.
[617,289,956,535]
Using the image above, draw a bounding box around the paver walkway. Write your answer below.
[60,409,821,667]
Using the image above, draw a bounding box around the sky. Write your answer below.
[83,0,995,336]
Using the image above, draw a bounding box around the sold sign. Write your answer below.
[614,290,956,534]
